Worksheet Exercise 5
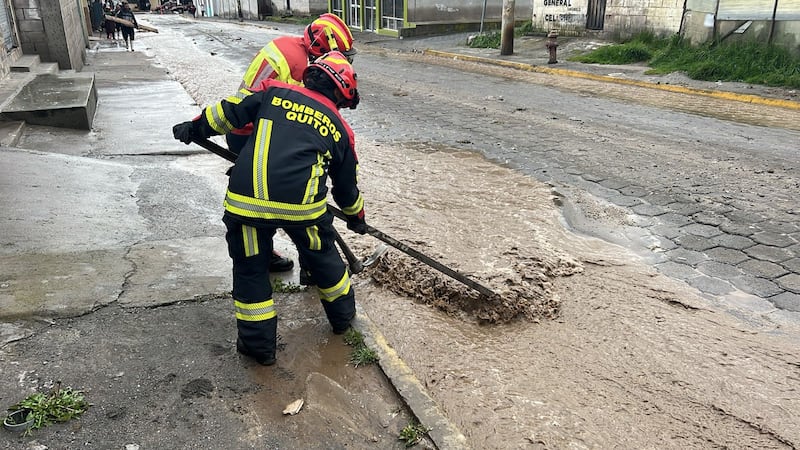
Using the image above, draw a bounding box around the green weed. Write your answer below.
[468,21,536,49]
[399,422,430,447]
[6,384,89,435]
[571,32,800,89]
[469,32,501,48]
[349,346,379,367]
[271,277,305,293]
[343,328,379,367]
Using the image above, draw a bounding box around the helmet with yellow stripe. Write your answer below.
[303,51,359,110]
[303,13,356,61]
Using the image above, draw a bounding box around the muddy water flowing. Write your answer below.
[350,139,800,448]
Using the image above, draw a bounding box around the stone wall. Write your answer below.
[13,0,87,70]
[0,46,22,79]
[531,0,682,37]
[604,0,683,37]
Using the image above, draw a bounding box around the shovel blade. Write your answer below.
[362,244,389,268]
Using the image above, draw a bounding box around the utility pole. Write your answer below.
[500,0,515,55]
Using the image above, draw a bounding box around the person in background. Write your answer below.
[91,0,105,33]
[115,2,138,51]
[172,52,365,366]
[104,16,118,40]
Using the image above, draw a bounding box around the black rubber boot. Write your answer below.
[299,268,313,286]
[236,338,276,366]
[269,251,294,273]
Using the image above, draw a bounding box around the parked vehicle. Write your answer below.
[154,0,196,14]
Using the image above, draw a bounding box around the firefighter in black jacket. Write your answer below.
[172,51,364,366]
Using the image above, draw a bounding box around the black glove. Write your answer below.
[172,121,196,144]
[346,212,367,235]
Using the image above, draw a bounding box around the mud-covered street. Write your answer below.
[3,13,800,449]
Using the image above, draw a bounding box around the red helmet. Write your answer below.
[303,51,359,109]
[303,13,356,60]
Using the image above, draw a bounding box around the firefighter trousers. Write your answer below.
[223,213,355,358]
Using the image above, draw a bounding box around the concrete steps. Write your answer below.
[10,55,59,74]
[0,54,97,131]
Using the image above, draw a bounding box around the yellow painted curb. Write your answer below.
[424,49,800,111]
[353,310,470,450]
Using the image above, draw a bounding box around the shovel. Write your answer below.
[190,137,386,274]
[327,206,498,298]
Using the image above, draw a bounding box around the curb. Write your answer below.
[423,49,800,111]
[353,310,470,450]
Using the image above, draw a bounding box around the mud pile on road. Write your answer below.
[369,248,583,324]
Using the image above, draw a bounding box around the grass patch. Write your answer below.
[468,21,534,49]
[570,32,800,89]
[399,422,430,447]
[6,385,89,435]
[343,328,379,367]
[349,346,379,367]
[271,277,305,293]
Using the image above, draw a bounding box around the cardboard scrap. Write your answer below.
[282,398,304,415]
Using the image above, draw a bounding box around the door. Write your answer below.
[586,0,606,30]
[257,0,272,19]
[348,0,360,28]
[381,0,403,30]
[363,0,375,31]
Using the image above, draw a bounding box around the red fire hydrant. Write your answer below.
[545,30,559,64]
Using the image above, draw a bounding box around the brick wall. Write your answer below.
[13,0,86,70]
[604,0,683,37]
[531,0,683,37]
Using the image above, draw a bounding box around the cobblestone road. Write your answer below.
[349,48,800,314]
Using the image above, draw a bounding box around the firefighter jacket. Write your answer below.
[195,81,364,227]
[233,36,310,137]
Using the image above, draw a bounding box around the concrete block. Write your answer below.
[12,0,39,8]
[21,7,41,19]
[18,18,44,32]
[1,73,97,130]
[9,54,40,72]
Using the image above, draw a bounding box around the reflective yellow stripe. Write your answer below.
[242,42,301,88]
[242,47,270,88]
[342,193,364,216]
[318,271,350,302]
[303,152,325,204]
[324,28,337,52]
[224,192,328,221]
[205,103,234,134]
[317,18,353,52]
[262,42,294,84]
[306,225,321,251]
[242,225,259,257]
[234,299,276,321]
[253,119,273,199]
[229,89,251,103]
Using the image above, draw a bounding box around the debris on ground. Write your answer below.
[369,248,582,324]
